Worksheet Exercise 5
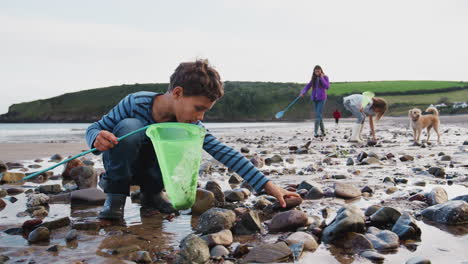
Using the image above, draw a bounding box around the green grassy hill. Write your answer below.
[1,81,467,122]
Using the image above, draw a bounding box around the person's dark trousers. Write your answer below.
[100,118,164,196]
[335,118,339,124]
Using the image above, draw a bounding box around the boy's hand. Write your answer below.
[94,130,118,151]
[263,181,301,208]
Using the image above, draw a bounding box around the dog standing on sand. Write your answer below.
[408,106,441,144]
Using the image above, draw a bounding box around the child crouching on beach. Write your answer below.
[342,93,387,143]
[86,59,300,220]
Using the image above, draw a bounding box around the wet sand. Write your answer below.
[0,116,467,263]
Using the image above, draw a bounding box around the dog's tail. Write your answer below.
[425,106,439,116]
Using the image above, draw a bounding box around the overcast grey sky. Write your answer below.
[1,0,467,114]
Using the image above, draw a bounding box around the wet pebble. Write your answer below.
[421,200,468,225]
[268,210,308,233]
[28,226,50,243]
[232,210,264,235]
[369,207,401,228]
[205,181,225,206]
[65,229,78,242]
[286,231,319,251]
[196,208,236,234]
[334,182,361,199]
[177,234,210,264]
[70,188,105,206]
[392,213,421,240]
[426,186,448,205]
[133,251,152,263]
[406,256,432,264]
[201,229,233,247]
[243,242,291,263]
[224,189,245,202]
[210,245,230,257]
[365,227,399,251]
[26,193,49,207]
[360,250,385,262]
[191,189,215,215]
[7,188,24,195]
[38,184,62,194]
[322,205,365,243]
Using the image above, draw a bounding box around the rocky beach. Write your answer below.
[0,116,467,263]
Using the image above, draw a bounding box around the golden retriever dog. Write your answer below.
[408,106,441,144]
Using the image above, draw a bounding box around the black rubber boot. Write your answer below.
[140,191,178,215]
[98,193,126,220]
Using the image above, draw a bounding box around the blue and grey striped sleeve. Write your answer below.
[203,132,270,193]
[85,94,133,150]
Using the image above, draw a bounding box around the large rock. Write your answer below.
[406,256,431,264]
[196,208,236,234]
[428,167,445,178]
[0,199,6,211]
[38,184,62,194]
[268,210,309,233]
[426,187,448,205]
[297,180,315,191]
[286,231,319,251]
[0,160,7,173]
[334,182,361,199]
[250,155,265,168]
[391,213,421,240]
[304,184,324,200]
[232,210,264,235]
[369,207,401,228]
[365,227,399,251]
[210,245,230,257]
[201,229,233,247]
[205,181,225,206]
[7,188,24,195]
[0,172,25,182]
[70,166,97,189]
[70,188,106,207]
[65,229,78,242]
[452,195,468,202]
[228,174,243,184]
[334,232,374,253]
[242,242,292,263]
[254,196,273,210]
[28,226,50,243]
[269,196,303,211]
[224,189,245,202]
[62,159,84,181]
[40,217,71,230]
[360,250,385,262]
[50,154,63,162]
[322,205,365,243]
[26,193,50,208]
[191,189,215,215]
[177,234,210,264]
[421,200,468,225]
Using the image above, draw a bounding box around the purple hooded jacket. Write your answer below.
[300,75,330,101]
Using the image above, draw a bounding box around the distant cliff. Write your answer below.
[1,81,467,122]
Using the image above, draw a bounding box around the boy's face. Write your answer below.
[173,88,216,123]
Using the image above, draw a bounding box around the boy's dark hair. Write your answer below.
[169,59,224,101]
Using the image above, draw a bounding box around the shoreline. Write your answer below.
[1,115,467,163]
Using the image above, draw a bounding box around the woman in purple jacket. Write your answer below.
[300,65,330,137]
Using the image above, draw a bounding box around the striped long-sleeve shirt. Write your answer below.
[86,91,270,193]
